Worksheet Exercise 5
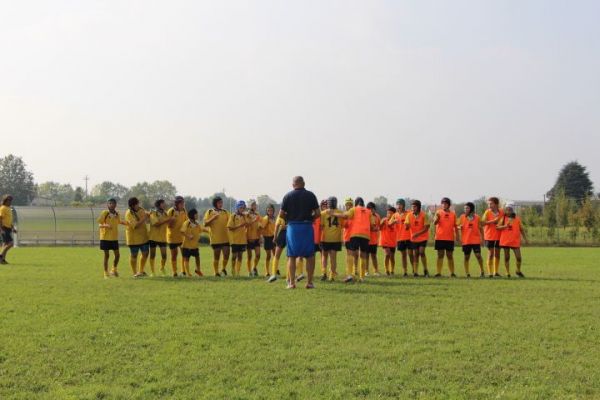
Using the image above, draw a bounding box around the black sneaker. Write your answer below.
[488,274,494,278]
[215,273,221,277]
[276,270,281,276]
[516,271,525,278]
[479,273,485,278]
[450,273,457,278]
[343,276,354,283]
[221,269,228,276]
[466,274,471,278]
[320,274,327,281]
[434,273,442,278]
[507,274,511,279]
[423,270,430,277]
[413,273,419,277]
[403,273,408,277]
[494,273,502,277]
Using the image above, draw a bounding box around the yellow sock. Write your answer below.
[222,258,228,273]
[436,258,443,274]
[139,254,148,274]
[486,258,492,275]
[212,260,219,275]
[235,259,242,276]
[171,258,178,274]
[271,257,278,276]
[448,258,455,274]
[494,257,500,275]
[505,260,510,275]
[246,257,252,273]
[359,259,366,279]
[347,256,354,276]
[160,257,167,271]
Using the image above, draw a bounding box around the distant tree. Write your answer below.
[183,196,198,210]
[147,180,177,202]
[90,181,129,201]
[521,205,542,227]
[547,161,594,204]
[74,186,85,202]
[576,196,597,232]
[256,194,278,215]
[37,181,75,205]
[373,196,388,217]
[554,189,575,230]
[0,154,36,205]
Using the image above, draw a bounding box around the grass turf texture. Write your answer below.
[0,247,599,400]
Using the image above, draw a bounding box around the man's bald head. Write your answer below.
[292,176,305,189]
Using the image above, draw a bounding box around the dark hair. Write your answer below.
[441,197,451,206]
[320,199,328,207]
[327,196,338,209]
[128,197,139,209]
[2,195,13,206]
[107,198,117,204]
[188,208,198,220]
[366,202,376,210]
[465,202,475,214]
[388,206,396,213]
[488,197,499,205]
[266,204,275,211]
[212,196,223,208]
[174,196,184,204]
[355,197,365,207]
[411,200,422,211]
[155,199,165,208]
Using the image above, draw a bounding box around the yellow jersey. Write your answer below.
[97,210,121,241]
[166,207,187,244]
[227,213,249,245]
[203,208,230,245]
[261,215,276,237]
[246,212,261,241]
[320,210,343,243]
[0,205,13,229]
[275,216,287,233]
[149,209,169,243]
[181,220,202,249]
[125,208,149,246]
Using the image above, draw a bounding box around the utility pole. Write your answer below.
[84,175,89,198]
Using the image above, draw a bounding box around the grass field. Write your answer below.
[1,247,599,399]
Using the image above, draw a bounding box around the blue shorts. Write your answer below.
[286,222,315,258]
[129,242,149,257]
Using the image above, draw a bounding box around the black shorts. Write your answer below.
[168,243,182,250]
[231,244,247,253]
[347,237,370,252]
[382,246,396,253]
[211,242,230,250]
[462,244,481,255]
[314,243,322,253]
[263,236,275,251]
[434,240,455,252]
[500,245,520,250]
[247,239,260,250]
[485,240,500,249]
[396,240,410,251]
[182,248,200,258]
[367,244,378,254]
[410,240,427,250]
[129,242,150,257]
[149,240,167,249]
[321,242,342,252]
[100,240,118,251]
[275,230,287,249]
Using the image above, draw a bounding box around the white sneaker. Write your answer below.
[267,275,277,283]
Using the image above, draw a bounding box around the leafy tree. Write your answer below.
[0,154,36,205]
[256,194,278,215]
[554,189,575,230]
[74,187,85,202]
[37,181,75,205]
[373,196,389,217]
[547,161,594,203]
[576,196,597,232]
[90,181,129,201]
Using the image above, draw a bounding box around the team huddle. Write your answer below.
[91,193,528,283]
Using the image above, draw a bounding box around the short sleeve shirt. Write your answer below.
[280,188,319,222]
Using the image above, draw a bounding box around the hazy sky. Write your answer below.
[1,0,599,204]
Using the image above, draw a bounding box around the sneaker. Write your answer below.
[103,272,110,279]
[365,272,370,277]
[195,270,203,277]
[516,271,525,278]
[466,274,471,278]
[494,273,502,277]
[343,276,354,283]
[423,270,430,277]
[320,274,327,281]
[403,273,408,277]
[173,273,179,278]
[507,274,511,279]
[386,271,390,276]
[0,259,7,265]
[413,273,419,277]
[374,272,381,277]
[267,275,277,283]
[286,283,296,289]
[252,268,258,277]
[215,273,221,277]
[296,274,305,282]
[221,269,228,276]
[305,283,315,289]
[110,269,119,277]
[276,269,281,276]
[434,273,442,278]
[133,273,143,278]
[488,274,494,278]
[479,273,485,278]
[450,273,457,278]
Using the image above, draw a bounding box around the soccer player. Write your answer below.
[266,213,287,283]
[433,197,459,278]
[458,202,485,278]
[315,199,327,281]
[405,200,430,277]
[0,195,16,265]
[166,196,187,277]
[320,196,343,281]
[97,198,127,278]
[342,197,356,279]
[261,204,276,277]
[366,202,381,276]
[148,199,172,276]
[181,208,203,278]
[379,206,397,276]
[203,196,231,277]
[482,197,504,277]
[246,200,261,277]
[497,203,528,278]
[227,200,249,277]
[125,197,150,277]
[390,199,411,276]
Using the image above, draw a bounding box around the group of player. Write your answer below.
[93,193,527,282]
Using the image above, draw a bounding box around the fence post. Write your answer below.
[51,206,57,246]
[90,207,95,246]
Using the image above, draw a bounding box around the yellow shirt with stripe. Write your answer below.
[0,205,13,229]
[125,208,149,246]
[97,210,122,241]
[203,208,230,245]
[261,215,276,237]
[246,212,261,241]
[149,210,169,243]
[181,220,202,249]
[227,213,249,245]
[321,210,343,243]
[166,207,187,244]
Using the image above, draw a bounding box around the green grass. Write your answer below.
[0,247,599,399]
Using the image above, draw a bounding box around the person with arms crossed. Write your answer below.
[482,197,504,277]
[181,208,204,278]
[379,206,398,276]
[228,201,250,277]
[148,199,173,276]
[125,197,150,278]
[166,196,187,277]
[405,200,430,277]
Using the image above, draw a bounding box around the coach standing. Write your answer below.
[279,176,320,289]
